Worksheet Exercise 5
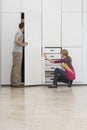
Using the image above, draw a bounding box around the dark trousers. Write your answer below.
[53,68,69,86]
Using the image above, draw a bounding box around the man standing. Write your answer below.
[11,22,28,87]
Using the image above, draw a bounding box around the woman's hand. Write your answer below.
[44,53,47,59]
[44,53,54,63]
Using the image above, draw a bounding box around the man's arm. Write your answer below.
[15,37,28,47]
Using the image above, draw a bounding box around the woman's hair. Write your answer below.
[60,49,72,62]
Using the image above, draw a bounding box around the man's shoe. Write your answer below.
[48,84,57,88]
[68,81,72,87]
[11,84,23,88]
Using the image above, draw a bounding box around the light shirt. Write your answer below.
[13,30,23,53]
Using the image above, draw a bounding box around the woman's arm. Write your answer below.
[44,54,68,64]
[44,53,55,63]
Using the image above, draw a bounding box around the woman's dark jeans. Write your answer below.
[53,68,69,86]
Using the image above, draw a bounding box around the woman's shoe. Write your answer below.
[68,81,72,87]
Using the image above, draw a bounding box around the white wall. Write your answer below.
[82,0,87,84]
[1,13,20,85]
[62,0,82,12]
[0,14,1,85]
[61,0,83,84]
[83,0,87,12]
[2,0,21,12]
[83,0,87,84]
[62,0,82,48]
[62,13,82,47]
[1,0,87,85]
[0,0,21,85]
[0,0,2,85]
[0,0,2,13]
[83,13,87,84]
[43,0,61,47]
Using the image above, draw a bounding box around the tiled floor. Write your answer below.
[0,86,87,130]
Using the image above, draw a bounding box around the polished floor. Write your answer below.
[0,86,87,130]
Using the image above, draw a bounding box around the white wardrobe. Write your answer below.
[0,0,2,85]
[22,0,42,85]
[83,1,87,84]
[0,0,87,85]
[0,0,21,85]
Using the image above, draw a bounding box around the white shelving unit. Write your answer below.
[44,47,62,83]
